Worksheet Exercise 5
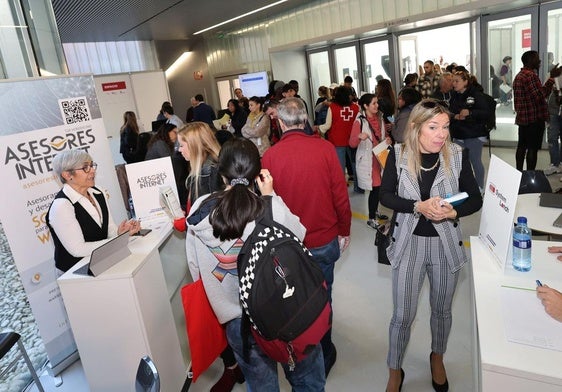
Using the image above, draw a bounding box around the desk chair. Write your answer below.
[135,355,160,392]
[518,170,553,238]
[0,331,44,392]
[518,170,552,195]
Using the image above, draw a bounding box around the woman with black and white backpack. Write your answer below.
[185,138,325,391]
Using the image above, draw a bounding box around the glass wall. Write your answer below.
[0,0,35,78]
[20,0,66,75]
[0,0,67,78]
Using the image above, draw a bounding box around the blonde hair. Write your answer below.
[402,99,452,178]
[177,122,221,199]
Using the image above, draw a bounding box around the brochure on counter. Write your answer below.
[125,157,179,226]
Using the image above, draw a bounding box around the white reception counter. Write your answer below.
[470,236,562,391]
[58,222,190,391]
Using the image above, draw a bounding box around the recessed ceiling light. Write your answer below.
[194,0,287,35]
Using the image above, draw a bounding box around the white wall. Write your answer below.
[94,71,170,164]
[270,50,311,111]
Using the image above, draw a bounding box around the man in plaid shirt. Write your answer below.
[512,50,561,171]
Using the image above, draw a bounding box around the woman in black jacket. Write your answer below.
[225,99,248,137]
[119,111,144,163]
[449,69,492,190]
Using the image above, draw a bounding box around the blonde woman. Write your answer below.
[174,122,222,229]
[241,96,270,156]
[176,122,244,391]
[380,99,482,392]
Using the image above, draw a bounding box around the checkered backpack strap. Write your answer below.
[238,196,273,327]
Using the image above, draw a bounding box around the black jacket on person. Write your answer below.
[120,127,145,163]
[449,85,491,140]
[229,108,248,137]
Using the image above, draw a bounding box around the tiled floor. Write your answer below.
[25,146,554,392]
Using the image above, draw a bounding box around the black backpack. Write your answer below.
[237,196,331,369]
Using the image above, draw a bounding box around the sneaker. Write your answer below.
[544,164,561,176]
[367,219,379,230]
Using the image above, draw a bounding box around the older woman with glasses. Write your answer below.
[46,149,140,273]
[380,99,482,392]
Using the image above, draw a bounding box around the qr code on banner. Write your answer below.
[58,97,91,124]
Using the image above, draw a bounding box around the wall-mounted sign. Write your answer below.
[101,81,126,92]
[522,29,531,48]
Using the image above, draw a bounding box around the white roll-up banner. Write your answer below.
[0,75,126,374]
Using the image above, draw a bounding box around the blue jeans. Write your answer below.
[225,318,326,392]
[335,146,351,175]
[309,237,341,363]
[453,137,485,189]
[548,114,562,166]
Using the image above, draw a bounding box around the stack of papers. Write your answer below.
[500,285,562,351]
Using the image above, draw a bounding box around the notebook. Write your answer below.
[539,193,562,209]
[73,232,131,276]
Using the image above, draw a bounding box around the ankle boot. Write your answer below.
[210,365,245,392]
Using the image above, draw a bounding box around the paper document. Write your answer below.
[160,185,184,218]
[500,285,562,352]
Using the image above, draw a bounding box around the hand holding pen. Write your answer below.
[536,280,562,322]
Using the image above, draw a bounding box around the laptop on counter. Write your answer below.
[539,193,562,209]
[73,232,131,277]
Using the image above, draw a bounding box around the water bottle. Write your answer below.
[512,216,532,272]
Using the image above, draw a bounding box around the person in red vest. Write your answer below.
[318,86,360,176]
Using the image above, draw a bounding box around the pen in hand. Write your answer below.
[536,280,543,287]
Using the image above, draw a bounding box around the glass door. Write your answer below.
[397,23,473,85]
[482,8,538,145]
[361,37,393,94]
[308,49,332,102]
[540,2,562,77]
[215,76,241,111]
[334,43,361,94]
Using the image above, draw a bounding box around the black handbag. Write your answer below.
[374,216,394,265]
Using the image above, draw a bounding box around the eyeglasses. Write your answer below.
[73,162,98,173]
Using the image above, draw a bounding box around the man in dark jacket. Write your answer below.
[192,94,216,127]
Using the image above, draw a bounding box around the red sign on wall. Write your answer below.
[522,29,531,48]
[101,81,126,92]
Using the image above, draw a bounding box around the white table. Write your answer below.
[515,193,562,236]
[470,236,562,391]
[58,222,188,391]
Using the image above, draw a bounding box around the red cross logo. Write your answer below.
[340,106,354,121]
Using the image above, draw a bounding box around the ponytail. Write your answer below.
[207,138,263,241]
